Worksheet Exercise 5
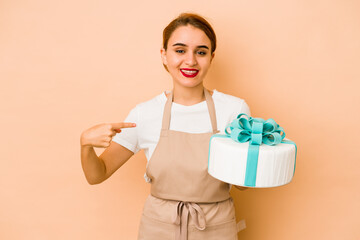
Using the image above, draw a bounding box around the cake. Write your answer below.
[208,114,297,188]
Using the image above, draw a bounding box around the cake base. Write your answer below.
[208,135,296,188]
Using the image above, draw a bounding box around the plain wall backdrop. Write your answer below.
[1,0,359,239]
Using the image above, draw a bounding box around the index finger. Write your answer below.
[111,122,136,130]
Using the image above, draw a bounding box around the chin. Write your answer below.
[175,79,204,88]
[173,75,203,87]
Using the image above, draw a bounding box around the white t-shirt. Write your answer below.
[112,89,251,162]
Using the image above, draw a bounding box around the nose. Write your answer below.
[185,52,197,66]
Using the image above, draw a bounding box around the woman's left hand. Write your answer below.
[234,185,248,191]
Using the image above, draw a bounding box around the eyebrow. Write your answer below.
[172,43,209,50]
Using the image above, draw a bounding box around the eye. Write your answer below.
[197,51,207,55]
[176,49,185,54]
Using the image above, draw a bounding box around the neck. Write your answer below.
[172,84,206,106]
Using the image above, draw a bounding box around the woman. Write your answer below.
[80,13,250,240]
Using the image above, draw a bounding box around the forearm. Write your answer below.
[81,145,106,185]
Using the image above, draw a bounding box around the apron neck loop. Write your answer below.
[162,88,218,133]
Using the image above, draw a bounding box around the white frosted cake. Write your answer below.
[208,114,297,188]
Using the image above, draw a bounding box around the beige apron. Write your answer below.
[138,88,238,240]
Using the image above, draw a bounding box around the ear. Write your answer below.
[160,48,168,65]
[210,52,215,63]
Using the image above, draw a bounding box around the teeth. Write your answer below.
[181,70,198,74]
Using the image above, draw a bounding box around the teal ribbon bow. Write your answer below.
[224,113,293,187]
[225,113,286,146]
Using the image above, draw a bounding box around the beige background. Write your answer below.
[1,0,359,239]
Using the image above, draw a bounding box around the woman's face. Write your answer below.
[161,25,214,89]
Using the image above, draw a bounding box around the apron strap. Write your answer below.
[162,88,218,133]
[204,88,218,133]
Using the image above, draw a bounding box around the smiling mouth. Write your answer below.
[180,68,199,78]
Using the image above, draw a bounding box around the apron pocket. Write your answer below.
[188,218,238,240]
[138,213,176,240]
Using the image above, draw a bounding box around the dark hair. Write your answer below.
[163,13,217,54]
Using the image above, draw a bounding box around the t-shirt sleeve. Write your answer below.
[111,106,140,154]
[228,99,251,122]
[241,100,251,116]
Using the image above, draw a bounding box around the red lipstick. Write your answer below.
[180,68,199,78]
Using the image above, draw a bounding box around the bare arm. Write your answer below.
[80,122,136,185]
[80,145,106,184]
[98,141,134,182]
